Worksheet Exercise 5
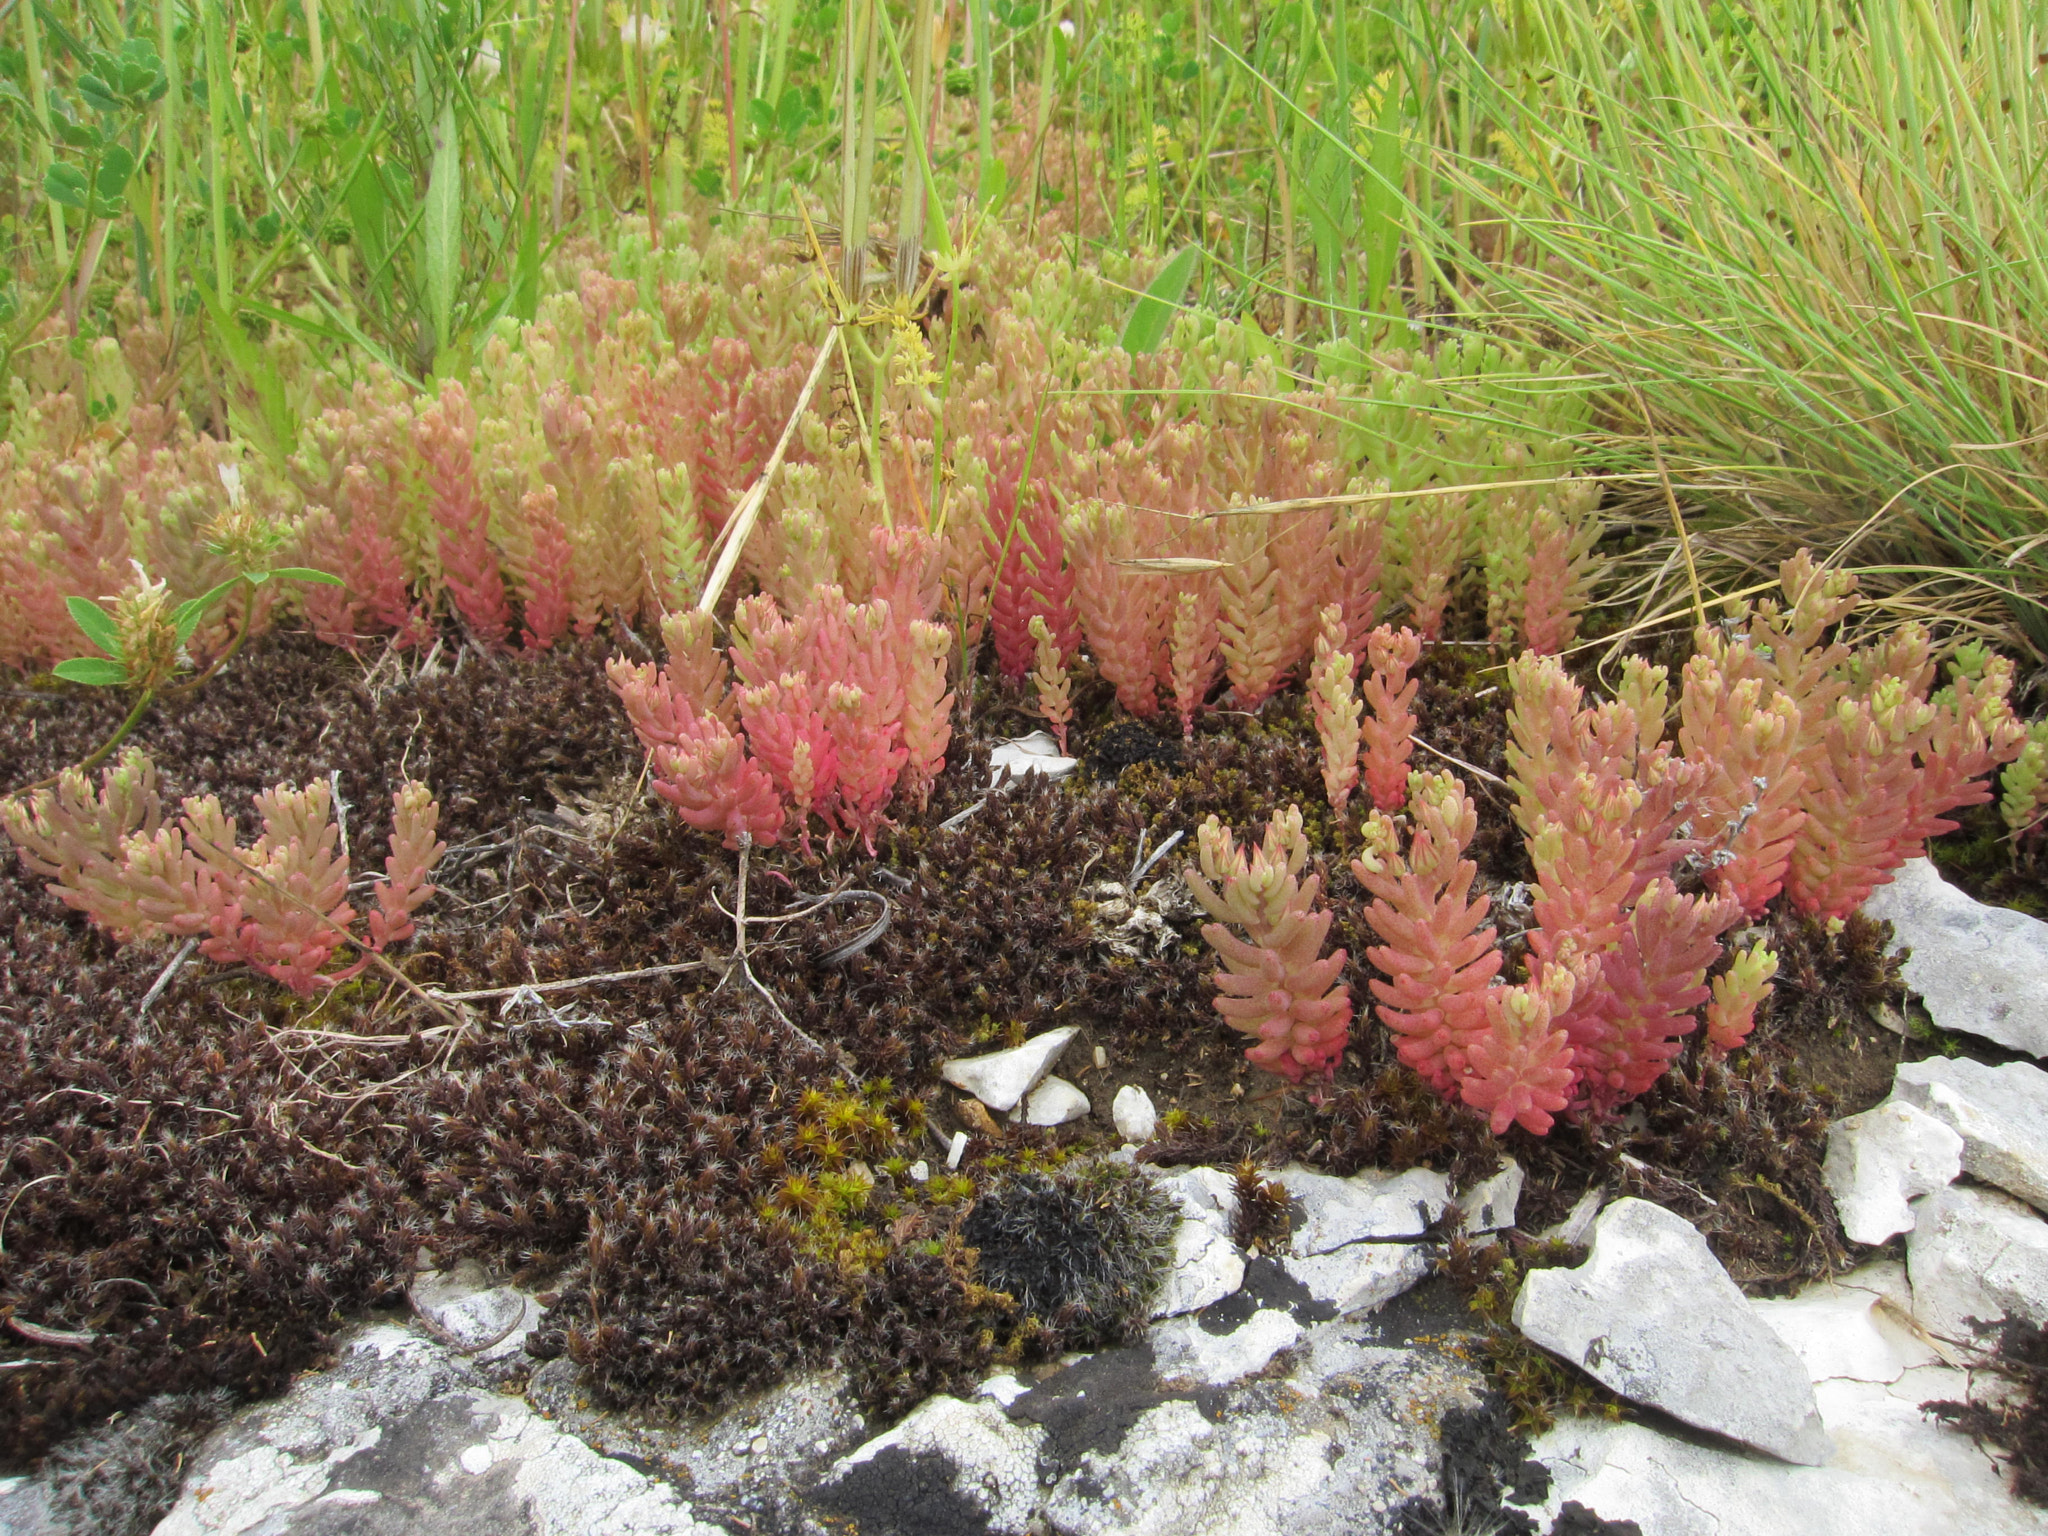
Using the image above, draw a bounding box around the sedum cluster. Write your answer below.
[1195,552,2028,1136]
[2,748,444,994]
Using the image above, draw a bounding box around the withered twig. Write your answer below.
[135,937,199,1027]
[709,834,834,1061]
[407,1290,529,1356]
[425,959,715,1003]
[7,1317,97,1348]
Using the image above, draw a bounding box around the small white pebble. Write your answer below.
[1093,1045,1108,1070]
[750,1435,770,1455]
[459,1444,493,1476]
[907,1160,930,1183]
[946,1131,968,1170]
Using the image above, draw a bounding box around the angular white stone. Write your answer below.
[1541,1185,1607,1247]
[1151,1308,1303,1386]
[1861,857,2048,1056]
[976,1373,1030,1408]
[1275,1165,1450,1256]
[825,1396,1046,1536]
[409,1259,538,1361]
[1112,1084,1158,1142]
[1021,1074,1090,1126]
[941,1025,1080,1113]
[1891,1056,2048,1214]
[1283,1243,1430,1316]
[1823,1100,1965,1245]
[1149,1167,1245,1318]
[989,732,1078,785]
[1512,1198,1832,1465]
[1907,1180,2048,1343]
[1456,1159,1525,1235]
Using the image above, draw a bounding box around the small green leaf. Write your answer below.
[1120,244,1203,355]
[93,144,135,211]
[54,656,130,686]
[43,162,90,211]
[268,567,345,585]
[64,596,121,657]
[173,578,242,642]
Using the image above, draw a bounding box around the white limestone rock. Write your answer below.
[1907,1180,2048,1343]
[1512,1198,1832,1465]
[941,1025,1080,1113]
[1455,1158,1525,1235]
[1149,1166,1246,1318]
[821,1395,1046,1536]
[1751,1262,1938,1386]
[1892,1056,2048,1214]
[1282,1243,1430,1317]
[1021,1074,1090,1126]
[1274,1165,1450,1256]
[1523,1376,2045,1536]
[1113,1084,1158,1142]
[409,1258,540,1364]
[153,1325,724,1536]
[1823,1100,1965,1245]
[1861,856,2048,1056]
[1152,1308,1303,1386]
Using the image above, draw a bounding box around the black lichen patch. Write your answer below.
[1393,1395,1550,1536]
[960,1165,1176,1353]
[1391,1388,1643,1535]
[1085,719,1183,778]
[811,1443,1001,1536]
[1006,1340,1205,1464]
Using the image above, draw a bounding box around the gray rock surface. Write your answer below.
[1149,1165,1247,1318]
[941,1025,1080,1113]
[408,1260,541,1368]
[152,1325,725,1535]
[1274,1166,1450,1256]
[1893,1056,2048,1214]
[818,1395,1046,1536]
[1823,1099,1965,1245]
[1035,1334,1483,1536]
[1862,856,2048,1056]
[1512,1197,1832,1465]
[1151,1308,1302,1385]
[1281,1243,1430,1316]
[1907,1180,2048,1342]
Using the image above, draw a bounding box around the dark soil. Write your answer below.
[0,627,1957,1464]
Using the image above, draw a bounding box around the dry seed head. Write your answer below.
[110,566,184,691]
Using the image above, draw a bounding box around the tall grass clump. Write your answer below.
[1399,0,2048,648]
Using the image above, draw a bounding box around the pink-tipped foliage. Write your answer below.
[1353,774,1503,1095]
[1359,625,1423,812]
[1,748,444,995]
[1186,806,1353,1083]
[416,382,512,648]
